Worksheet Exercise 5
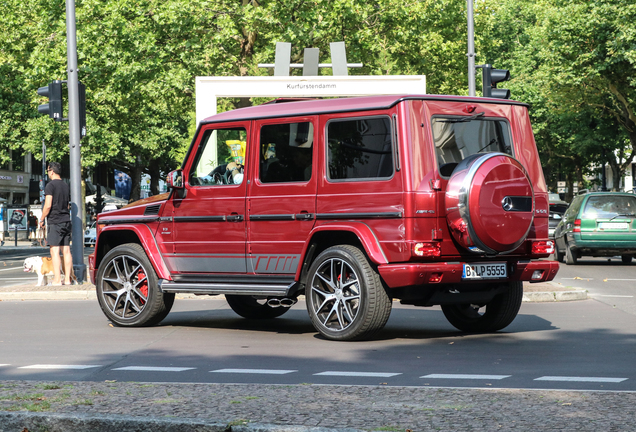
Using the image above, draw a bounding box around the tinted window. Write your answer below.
[582,195,636,218]
[259,122,313,183]
[327,117,393,180]
[432,117,512,177]
[189,127,247,186]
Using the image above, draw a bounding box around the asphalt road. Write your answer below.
[1,295,635,392]
[2,250,635,392]
[549,256,636,314]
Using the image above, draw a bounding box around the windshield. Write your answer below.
[431,117,513,177]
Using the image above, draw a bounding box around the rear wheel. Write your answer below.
[621,255,633,264]
[305,245,392,341]
[225,295,290,319]
[96,243,174,326]
[565,245,578,265]
[441,282,523,333]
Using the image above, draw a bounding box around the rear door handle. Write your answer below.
[295,213,314,221]
[227,213,244,222]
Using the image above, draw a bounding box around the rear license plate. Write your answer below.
[598,222,629,230]
[462,263,507,280]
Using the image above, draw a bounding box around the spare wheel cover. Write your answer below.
[445,152,534,254]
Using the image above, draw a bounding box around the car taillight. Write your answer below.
[413,242,441,257]
[573,219,581,233]
[532,240,555,255]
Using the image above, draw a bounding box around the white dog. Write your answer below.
[23,256,77,286]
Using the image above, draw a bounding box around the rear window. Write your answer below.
[432,116,513,177]
[582,195,636,218]
[326,116,394,181]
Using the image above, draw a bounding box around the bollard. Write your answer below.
[14,225,18,247]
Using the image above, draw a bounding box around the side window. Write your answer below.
[259,122,313,183]
[565,196,583,219]
[189,127,247,186]
[327,116,393,180]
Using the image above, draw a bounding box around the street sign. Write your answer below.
[557,181,566,187]
[558,187,566,193]
[573,186,579,193]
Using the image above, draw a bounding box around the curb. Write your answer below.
[0,412,362,432]
[522,288,587,302]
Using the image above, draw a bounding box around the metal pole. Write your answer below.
[467,0,476,96]
[65,0,86,281]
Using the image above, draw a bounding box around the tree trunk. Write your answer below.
[148,159,161,196]
[129,157,144,202]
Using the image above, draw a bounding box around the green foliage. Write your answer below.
[479,0,636,194]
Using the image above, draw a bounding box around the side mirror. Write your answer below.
[166,170,183,189]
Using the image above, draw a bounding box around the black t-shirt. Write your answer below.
[45,179,71,224]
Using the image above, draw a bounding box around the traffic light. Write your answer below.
[37,80,63,120]
[478,64,511,99]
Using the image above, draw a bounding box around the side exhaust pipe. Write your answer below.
[267,298,297,308]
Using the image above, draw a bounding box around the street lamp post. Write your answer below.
[467,0,476,96]
[65,0,86,281]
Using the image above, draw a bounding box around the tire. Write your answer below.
[305,245,392,341]
[554,245,564,263]
[565,245,578,265]
[441,281,523,333]
[96,243,174,327]
[225,295,290,319]
[621,255,633,264]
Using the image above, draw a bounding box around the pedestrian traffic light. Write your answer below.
[478,64,511,99]
[37,80,63,120]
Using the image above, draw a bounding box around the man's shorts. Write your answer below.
[47,221,72,246]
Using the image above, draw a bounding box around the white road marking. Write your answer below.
[421,374,511,380]
[590,294,634,298]
[314,371,401,377]
[603,279,636,281]
[210,368,296,375]
[0,364,10,367]
[19,364,101,370]
[112,366,195,372]
[534,376,628,383]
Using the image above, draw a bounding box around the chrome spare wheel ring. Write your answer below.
[310,257,361,332]
[100,254,150,320]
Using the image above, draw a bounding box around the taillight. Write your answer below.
[532,240,555,255]
[573,219,581,233]
[413,242,441,257]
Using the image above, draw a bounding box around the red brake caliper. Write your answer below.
[137,270,148,304]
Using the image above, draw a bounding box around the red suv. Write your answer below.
[89,95,558,341]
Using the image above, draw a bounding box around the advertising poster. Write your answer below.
[114,169,131,201]
[7,208,27,230]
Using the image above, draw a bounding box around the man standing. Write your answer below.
[28,211,38,245]
[40,162,73,286]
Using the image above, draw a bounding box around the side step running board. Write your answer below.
[159,280,295,297]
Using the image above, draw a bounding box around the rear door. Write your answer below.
[248,117,318,275]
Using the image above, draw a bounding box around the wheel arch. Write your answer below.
[95,224,171,280]
[295,222,388,285]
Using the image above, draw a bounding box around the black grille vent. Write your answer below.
[144,204,161,216]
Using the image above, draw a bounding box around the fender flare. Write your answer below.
[296,221,389,280]
[98,224,172,281]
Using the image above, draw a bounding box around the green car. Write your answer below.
[554,192,636,264]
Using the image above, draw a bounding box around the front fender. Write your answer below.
[97,224,172,281]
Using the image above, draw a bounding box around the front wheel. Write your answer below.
[225,295,290,319]
[305,245,392,341]
[96,243,174,327]
[441,281,523,333]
